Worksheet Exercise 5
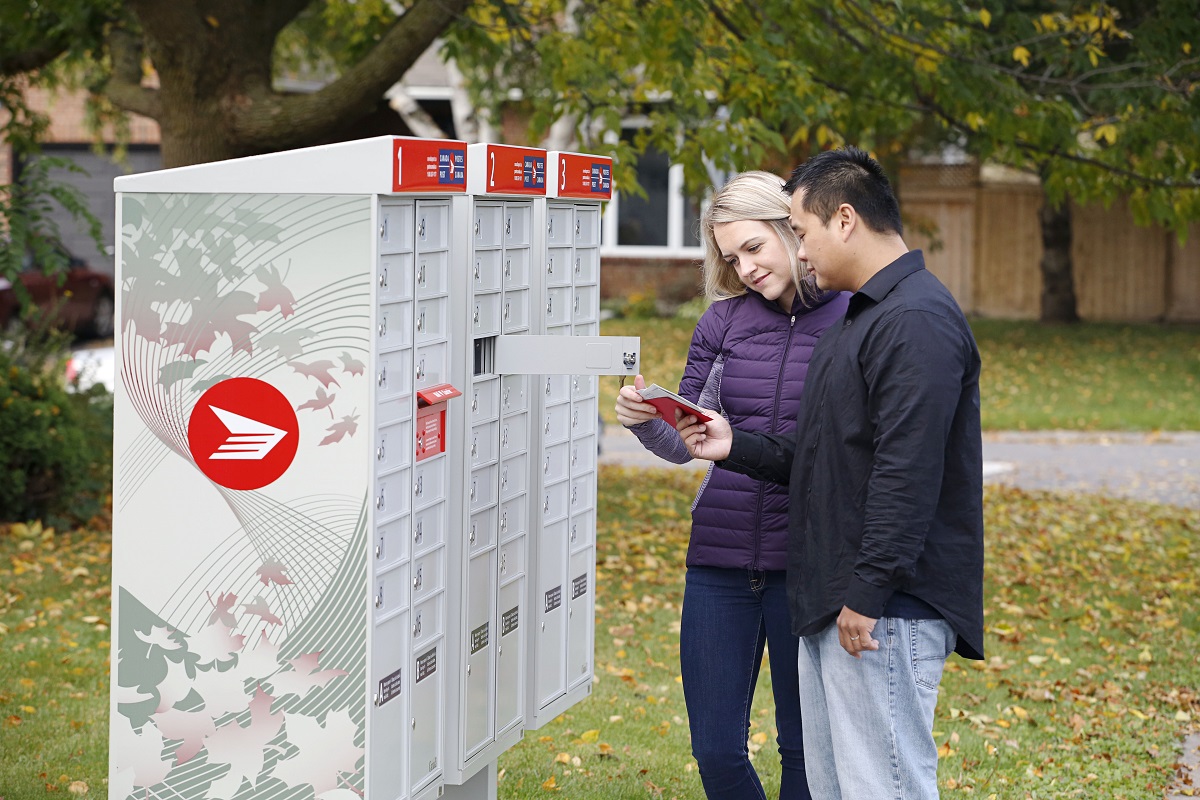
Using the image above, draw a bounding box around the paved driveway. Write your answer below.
[600,426,1200,509]
[982,430,1200,509]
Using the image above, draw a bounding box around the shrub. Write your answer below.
[624,291,661,318]
[674,295,711,322]
[0,322,111,524]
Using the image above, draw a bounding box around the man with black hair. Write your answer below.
[677,146,984,799]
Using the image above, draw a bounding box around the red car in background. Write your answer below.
[0,241,115,340]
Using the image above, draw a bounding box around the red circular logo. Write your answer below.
[187,378,300,490]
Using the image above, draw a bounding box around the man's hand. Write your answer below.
[615,374,662,427]
[677,411,731,462]
[837,606,879,658]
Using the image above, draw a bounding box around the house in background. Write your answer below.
[4,48,1199,323]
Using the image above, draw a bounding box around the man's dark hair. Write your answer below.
[783,146,903,236]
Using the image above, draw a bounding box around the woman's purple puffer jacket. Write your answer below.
[630,288,849,570]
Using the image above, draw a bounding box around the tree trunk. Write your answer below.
[1038,185,1080,323]
[110,0,471,168]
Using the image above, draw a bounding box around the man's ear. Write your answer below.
[836,203,857,242]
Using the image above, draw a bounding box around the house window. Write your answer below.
[602,132,703,257]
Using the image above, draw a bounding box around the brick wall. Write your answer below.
[26,86,161,145]
[599,255,703,303]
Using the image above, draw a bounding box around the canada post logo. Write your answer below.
[187,378,300,490]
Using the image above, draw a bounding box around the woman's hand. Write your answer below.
[615,374,662,427]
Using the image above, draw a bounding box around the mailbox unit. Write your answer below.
[108,137,633,800]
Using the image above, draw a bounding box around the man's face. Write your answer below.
[789,189,846,292]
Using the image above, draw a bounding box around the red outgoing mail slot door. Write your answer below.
[416,383,462,462]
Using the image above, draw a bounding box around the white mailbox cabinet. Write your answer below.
[109,137,632,800]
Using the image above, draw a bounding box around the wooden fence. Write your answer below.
[900,163,1200,323]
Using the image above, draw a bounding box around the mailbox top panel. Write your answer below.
[113,136,469,195]
[466,143,548,197]
[546,151,613,201]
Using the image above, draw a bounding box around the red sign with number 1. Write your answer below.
[391,138,467,192]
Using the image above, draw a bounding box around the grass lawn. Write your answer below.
[599,316,1200,431]
[3,470,1198,799]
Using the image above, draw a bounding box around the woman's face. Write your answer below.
[713,219,796,309]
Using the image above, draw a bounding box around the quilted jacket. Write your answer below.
[629,288,849,569]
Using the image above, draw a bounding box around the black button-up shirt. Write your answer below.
[723,250,985,659]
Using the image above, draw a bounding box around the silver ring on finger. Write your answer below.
[849,635,860,641]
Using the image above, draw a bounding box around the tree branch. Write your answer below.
[839,0,1185,99]
[234,0,473,147]
[101,25,161,120]
[263,0,320,39]
[911,87,1200,190]
[0,42,71,75]
[702,0,747,43]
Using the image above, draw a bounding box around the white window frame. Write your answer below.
[600,120,704,259]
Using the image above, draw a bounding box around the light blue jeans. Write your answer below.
[797,617,955,799]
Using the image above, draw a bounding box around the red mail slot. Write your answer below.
[415,383,461,461]
[417,384,463,407]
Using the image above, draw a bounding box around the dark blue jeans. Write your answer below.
[680,566,810,800]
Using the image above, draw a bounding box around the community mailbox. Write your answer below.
[109,137,636,800]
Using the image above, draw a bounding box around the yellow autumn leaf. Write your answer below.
[937,741,955,758]
[1012,45,1031,66]
[555,752,571,764]
[541,775,558,790]
[980,8,992,28]
[1184,42,1193,55]
[1093,124,1118,145]
[1138,646,1153,662]
[579,729,600,743]
[67,781,88,795]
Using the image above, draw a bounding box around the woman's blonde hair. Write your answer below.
[700,170,815,305]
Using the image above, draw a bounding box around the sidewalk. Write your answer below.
[599,426,1200,509]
